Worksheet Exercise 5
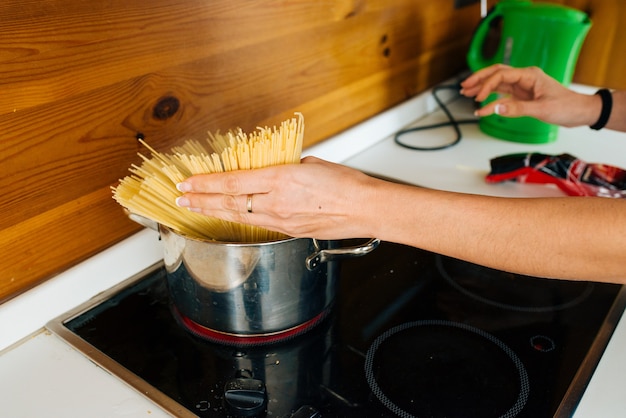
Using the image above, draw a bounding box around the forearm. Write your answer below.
[366,182,626,283]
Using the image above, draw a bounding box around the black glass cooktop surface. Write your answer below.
[47,241,626,417]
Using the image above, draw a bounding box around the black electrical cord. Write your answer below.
[393,84,479,151]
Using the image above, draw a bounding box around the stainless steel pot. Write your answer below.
[129,213,379,338]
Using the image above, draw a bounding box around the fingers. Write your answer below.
[176,192,251,214]
[173,156,360,239]
[175,164,304,217]
[174,159,306,213]
[461,65,543,102]
[176,156,326,195]
[176,191,288,237]
[474,99,514,118]
[474,95,549,121]
[461,65,554,120]
[472,96,524,118]
[177,169,274,195]
[471,71,523,102]
[175,184,320,239]
[461,64,509,91]
[460,64,510,98]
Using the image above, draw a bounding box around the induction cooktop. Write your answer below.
[47,241,626,417]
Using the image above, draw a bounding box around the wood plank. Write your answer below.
[0,0,363,115]
[0,186,140,303]
[0,0,484,301]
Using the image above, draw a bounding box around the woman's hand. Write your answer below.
[460,64,599,127]
[175,156,381,239]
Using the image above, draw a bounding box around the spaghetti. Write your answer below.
[112,113,305,242]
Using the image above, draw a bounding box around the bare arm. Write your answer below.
[377,182,626,282]
[176,157,626,283]
[460,64,626,132]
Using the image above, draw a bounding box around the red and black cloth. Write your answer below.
[486,153,626,198]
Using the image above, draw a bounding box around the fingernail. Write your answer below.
[176,182,192,192]
[494,104,506,115]
[176,196,190,207]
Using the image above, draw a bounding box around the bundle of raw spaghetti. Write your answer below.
[112,113,304,242]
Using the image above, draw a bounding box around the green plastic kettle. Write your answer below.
[467,0,591,143]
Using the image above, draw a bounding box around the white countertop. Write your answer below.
[2,82,626,417]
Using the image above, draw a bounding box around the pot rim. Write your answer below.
[159,224,301,247]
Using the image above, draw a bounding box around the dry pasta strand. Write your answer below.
[112,113,304,242]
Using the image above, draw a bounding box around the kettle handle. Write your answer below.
[305,238,380,271]
[467,3,506,71]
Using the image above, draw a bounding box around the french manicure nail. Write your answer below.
[176,196,190,207]
[176,182,192,192]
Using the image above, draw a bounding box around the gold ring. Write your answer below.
[246,194,253,213]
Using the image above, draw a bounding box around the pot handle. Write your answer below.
[305,238,380,271]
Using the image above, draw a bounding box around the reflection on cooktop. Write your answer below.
[47,241,626,417]
[437,255,594,312]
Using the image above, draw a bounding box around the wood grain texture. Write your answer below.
[3,0,622,301]
[0,0,484,301]
[571,0,626,89]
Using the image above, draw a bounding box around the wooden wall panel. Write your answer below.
[0,0,485,301]
[568,0,626,89]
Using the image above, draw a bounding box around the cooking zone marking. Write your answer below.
[364,320,530,418]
